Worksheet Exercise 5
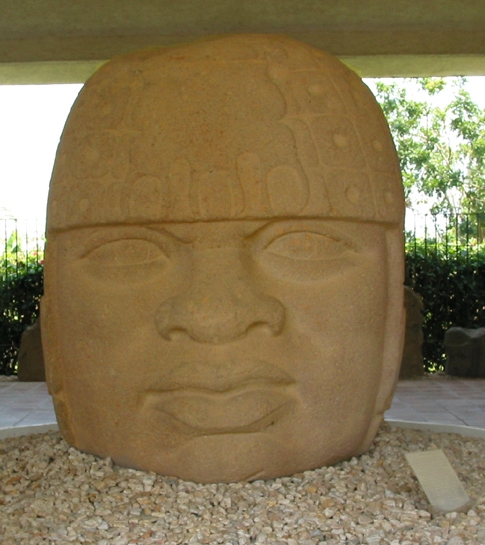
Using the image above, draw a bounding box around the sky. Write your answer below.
[1,77,485,229]
[0,84,82,225]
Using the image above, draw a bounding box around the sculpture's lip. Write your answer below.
[144,385,294,435]
[150,359,295,393]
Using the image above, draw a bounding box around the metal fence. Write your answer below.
[405,211,485,291]
[405,211,485,370]
[405,211,485,261]
[1,218,45,283]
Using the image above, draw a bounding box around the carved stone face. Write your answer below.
[42,35,405,483]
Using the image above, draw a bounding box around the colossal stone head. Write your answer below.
[41,34,405,483]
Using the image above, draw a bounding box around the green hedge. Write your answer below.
[0,262,43,375]
[405,238,485,372]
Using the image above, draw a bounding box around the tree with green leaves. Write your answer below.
[366,77,485,215]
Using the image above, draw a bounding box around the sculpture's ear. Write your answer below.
[40,246,76,444]
[358,225,406,452]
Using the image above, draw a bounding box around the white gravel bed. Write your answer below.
[1,423,484,545]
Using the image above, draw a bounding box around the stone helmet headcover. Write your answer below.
[46,34,404,230]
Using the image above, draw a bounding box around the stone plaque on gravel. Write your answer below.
[405,449,472,513]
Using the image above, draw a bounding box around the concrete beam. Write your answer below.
[1,0,484,83]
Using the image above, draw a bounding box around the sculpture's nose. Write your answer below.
[155,248,285,344]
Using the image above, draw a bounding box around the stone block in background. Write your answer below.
[444,327,485,378]
[17,318,45,382]
[399,286,425,379]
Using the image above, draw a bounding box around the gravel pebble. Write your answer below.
[1,423,484,544]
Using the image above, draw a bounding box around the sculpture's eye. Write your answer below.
[253,221,359,283]
[84,239,167,266]
[265,232,347,261]
[80,237,172,283]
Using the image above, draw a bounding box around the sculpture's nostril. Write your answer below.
[155,290,285,344]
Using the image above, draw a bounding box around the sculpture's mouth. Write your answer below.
[144,385,294,435]
[143,360,296,434]
[152,359,295,392]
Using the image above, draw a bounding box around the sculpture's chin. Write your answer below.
[109,432,298,484]
[80,416,371,484]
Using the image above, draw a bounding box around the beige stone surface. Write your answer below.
[17,318,46,382]
[399,286,424,379]
[444,327,485,378]
[42,34,405,483]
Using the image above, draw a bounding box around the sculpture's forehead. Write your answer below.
[47,35,404,230]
